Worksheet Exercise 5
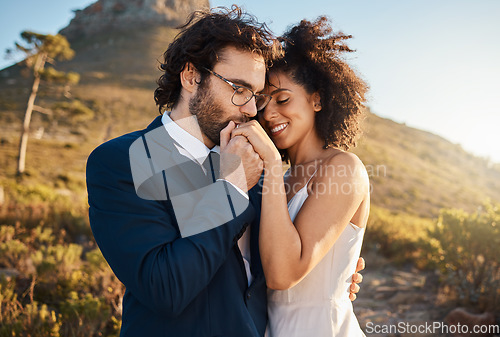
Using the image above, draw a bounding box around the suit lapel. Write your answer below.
[248,186,264,286]
[143,116,206,193]
[146,115,257,287]
[249,217,263,280]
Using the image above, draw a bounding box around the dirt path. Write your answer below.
[352,251,498,337]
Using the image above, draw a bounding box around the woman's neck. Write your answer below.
[287,131,327,167]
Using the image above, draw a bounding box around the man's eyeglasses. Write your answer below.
[203,67,272,112]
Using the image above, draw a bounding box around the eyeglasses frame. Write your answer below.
[203,67,272,111]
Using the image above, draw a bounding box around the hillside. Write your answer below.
[1,17,499,219]
[353,112,500,217]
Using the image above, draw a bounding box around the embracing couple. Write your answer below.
[87,5,369,337]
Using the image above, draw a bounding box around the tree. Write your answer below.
[7,31,79,175]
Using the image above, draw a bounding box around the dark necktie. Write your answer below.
[202,151,220,183]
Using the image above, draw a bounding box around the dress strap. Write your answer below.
[305,166,320,187]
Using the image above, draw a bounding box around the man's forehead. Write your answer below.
[217,46,265,65]
[214,47,266,89]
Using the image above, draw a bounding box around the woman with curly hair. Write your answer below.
[232,17,368,336]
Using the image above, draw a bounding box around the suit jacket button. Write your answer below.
[246,292,251,300]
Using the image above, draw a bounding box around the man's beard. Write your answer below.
[189,85,248,145]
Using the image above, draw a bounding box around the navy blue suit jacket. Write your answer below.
[86,116,267,336]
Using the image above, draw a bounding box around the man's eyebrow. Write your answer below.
[227,77,259,92]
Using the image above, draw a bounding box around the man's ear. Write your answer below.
[312,92,322,112]
[180,62,201,93]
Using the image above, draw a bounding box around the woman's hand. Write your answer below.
[230,120,281,166]
[220,121,264,191]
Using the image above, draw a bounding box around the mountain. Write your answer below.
[61,0,210,40]
[0,0,499,219]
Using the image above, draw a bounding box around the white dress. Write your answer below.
[265,171,366,337]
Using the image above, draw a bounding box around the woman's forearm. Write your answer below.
[259,160,304,289]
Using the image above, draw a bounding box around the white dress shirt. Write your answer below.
[161,113,253,286]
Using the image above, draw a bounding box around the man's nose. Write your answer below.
[240,96,258,118]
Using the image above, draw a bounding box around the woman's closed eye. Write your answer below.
[276,97,289,104]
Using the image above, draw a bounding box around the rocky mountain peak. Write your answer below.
[60,0,210,40]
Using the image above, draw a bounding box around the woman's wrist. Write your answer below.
[263,157,282,171]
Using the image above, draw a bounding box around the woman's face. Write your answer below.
[258,71,320,150]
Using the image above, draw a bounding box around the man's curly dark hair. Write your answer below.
[271,17,368,157]
[154,5,282,113]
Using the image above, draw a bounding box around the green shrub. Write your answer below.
[0,277,23,335]
[52,99,94,123]
[0,221,124,337]
[0,278,61,337]
[428,202,500,310]
[0,180,90,241]
[31,244,83,277]
[0,239,29,269]
[82,249,125,317]
[0,225,33,274]
[17,302,61,337]
[31,243,84,306]
[363,206,434,266]
[59,291,111,337]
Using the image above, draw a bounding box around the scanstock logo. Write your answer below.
[128,115,249,238]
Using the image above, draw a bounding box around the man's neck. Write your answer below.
[169,107,215,149]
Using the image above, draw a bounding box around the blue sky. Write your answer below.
[1,0,499,163]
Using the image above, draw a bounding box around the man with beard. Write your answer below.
[86,6,362,337]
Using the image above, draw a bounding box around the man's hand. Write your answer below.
[230,120,281,165]
[349,257,365,301]
[219,121,263,191]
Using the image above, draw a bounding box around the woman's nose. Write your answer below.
[260,102,278,121]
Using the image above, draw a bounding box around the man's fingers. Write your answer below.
[231,123,271,159]
[231,120,263,140]
[231,124,252,141]
[355,257,365,273]
[220,121,236,150]
[350,283,360,294]
[352,272,363,284]
[349,293,357,302]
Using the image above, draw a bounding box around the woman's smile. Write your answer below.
[269,122,289,137]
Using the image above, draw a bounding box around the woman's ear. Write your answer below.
[312,92,322,112]
[180,62,201,93]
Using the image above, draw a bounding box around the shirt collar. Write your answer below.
[161,112,220,166]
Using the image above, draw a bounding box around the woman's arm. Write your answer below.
[260,152,369,289]
[231,121,369,290]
